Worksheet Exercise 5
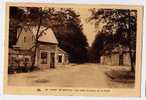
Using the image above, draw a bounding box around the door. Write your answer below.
[58,55,62,63]
[119,54,123,65]
[50,52,55,68]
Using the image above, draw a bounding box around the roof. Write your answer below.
[31,26,58,44]
[57,47,68,55]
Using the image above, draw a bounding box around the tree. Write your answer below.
[24,7,56,68]
[88,9,137,72]
[50,8,89,63]
[89,31,110,63]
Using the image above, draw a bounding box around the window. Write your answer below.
[58,55,62,63]
[24,36,26,42]
[41,52,48,64]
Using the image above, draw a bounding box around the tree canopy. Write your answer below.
[50,8,88,62]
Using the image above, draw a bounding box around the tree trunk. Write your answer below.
[129,48,135,72]
[31,43,38,70]
[31,10,42,70]
[128,10,135,72]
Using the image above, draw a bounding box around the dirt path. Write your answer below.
[8,63,110,87]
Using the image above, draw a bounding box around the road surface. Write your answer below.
[8,63,134,88]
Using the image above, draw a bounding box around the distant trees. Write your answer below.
[50,8,88,63]
[88,9,137,72]
[88,32,109,63]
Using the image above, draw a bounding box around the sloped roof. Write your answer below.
[57,47,68,55]
[31,26,58,44]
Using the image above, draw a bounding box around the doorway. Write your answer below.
[119,54,123,65]
[50,52,55,68]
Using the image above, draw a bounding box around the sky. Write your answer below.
[77,8,97,46]
[75,8,104,46]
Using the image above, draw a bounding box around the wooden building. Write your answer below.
[56,47,69,66]
[100,46,131,66]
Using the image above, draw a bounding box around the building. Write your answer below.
[100,45,131,66]
[56,47,69,66]
[9,25,69,70]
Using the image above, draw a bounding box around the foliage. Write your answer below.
[88,9,137,71]
[51,8,88,62]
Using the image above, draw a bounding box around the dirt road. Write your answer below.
[8,63,133,88]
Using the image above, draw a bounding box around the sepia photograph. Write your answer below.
[4,3,143,96]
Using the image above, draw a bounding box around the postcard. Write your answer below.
[4,3,143,96]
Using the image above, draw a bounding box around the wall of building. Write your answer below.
[100,52,131,66]
[35,43,58,70]
[111,53,119,65]
[8,48,32,68]
[16,27,34,50]
[123,53,131,66]
[55,48,69,66]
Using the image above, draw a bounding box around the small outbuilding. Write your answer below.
[100,45,131,66]
[56,47,69,66]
